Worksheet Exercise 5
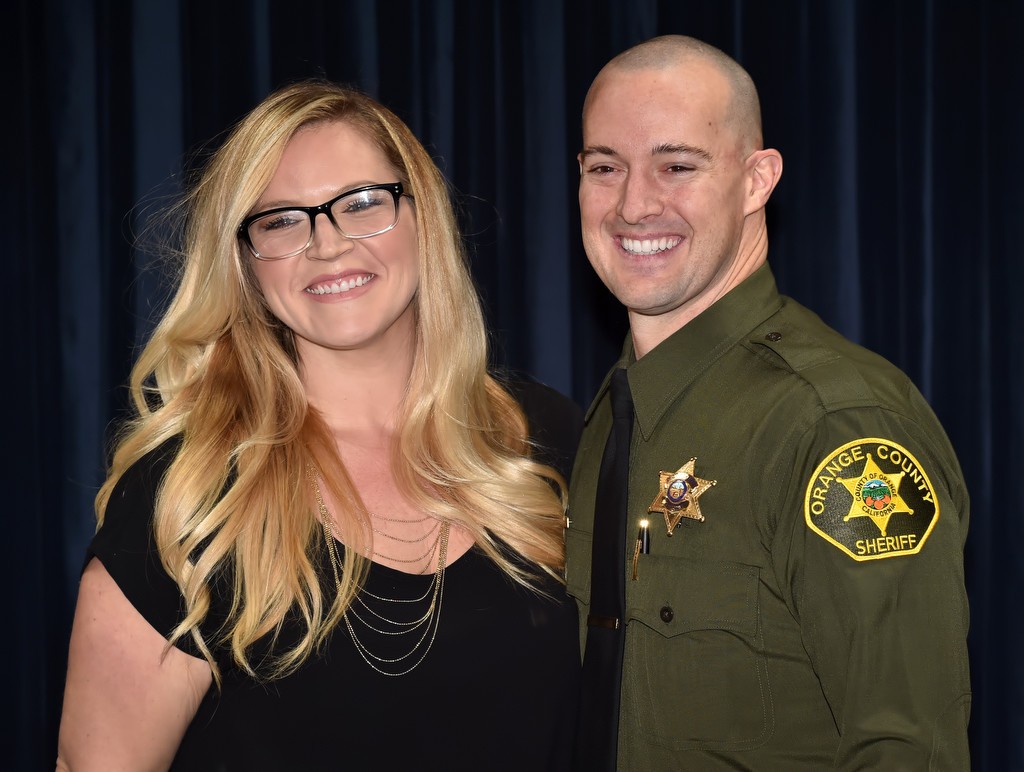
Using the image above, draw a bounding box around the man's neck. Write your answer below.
[629,249,768,358]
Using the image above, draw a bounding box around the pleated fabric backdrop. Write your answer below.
[10,0,1022,768]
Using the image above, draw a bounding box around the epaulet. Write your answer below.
[745,319,878,412]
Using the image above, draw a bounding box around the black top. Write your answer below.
[89,380,582,771]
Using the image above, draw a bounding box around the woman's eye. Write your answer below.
[260,213,303,232]
[344,195,384,214]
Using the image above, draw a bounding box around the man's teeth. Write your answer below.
[621,237,681,255]
[306,274,374,295]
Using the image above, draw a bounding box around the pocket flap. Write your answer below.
[627,556,759,638]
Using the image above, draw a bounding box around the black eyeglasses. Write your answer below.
[239,182,409,260]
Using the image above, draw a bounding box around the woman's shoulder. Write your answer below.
[88,435,191,644]
[90,434,183,581]
[496,372,583,480]
[102,435,183,527]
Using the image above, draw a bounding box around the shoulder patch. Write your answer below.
[804,438,939,561]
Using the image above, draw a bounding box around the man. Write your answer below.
[567,35,970,770]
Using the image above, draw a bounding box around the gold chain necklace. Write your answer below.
[372,528,444,561]
[308,469,449,677]
[371,518,440,544]
[371,511,433,523]
[369,511,438,548]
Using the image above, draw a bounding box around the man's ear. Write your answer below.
[744,149,783,214]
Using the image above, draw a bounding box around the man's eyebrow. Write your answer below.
[579,143,714,163]
[653,143,713,162]
[579,145,618,160]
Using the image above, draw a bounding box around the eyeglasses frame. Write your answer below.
[238,181,410,260]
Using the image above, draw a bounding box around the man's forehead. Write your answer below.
[594,59,727,99]
[587,68,727,123]
[582,64,734,154]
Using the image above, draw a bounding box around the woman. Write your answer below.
[57,81,581,771]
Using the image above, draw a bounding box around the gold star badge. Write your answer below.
[837,453,914,537]
[648,457,717,536]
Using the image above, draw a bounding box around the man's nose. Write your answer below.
[618,172,664,224]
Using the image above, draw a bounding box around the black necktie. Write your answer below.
[576,368,633,771]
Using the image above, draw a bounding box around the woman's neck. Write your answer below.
[298,334,415,441]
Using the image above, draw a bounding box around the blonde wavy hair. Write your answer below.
[96,81,568,682]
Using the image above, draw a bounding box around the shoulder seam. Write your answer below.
[744,323,879,413]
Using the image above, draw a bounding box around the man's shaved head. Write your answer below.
[584,35,764,153]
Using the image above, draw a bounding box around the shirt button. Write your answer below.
[765,331,783,342]
[659,606,674,623]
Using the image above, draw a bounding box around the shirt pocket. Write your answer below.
[622,555,774,751]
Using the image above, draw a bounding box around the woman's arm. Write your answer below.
[56,558,212,772]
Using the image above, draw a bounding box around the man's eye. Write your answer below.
[666,164,694,173]
[586,164,617,175]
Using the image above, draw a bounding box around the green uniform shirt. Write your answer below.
[567,264,970,770]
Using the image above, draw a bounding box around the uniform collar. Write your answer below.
[586,264,784,440]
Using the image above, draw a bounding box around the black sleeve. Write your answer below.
[86,438,200,654]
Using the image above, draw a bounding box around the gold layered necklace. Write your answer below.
[309,470,449,677]
[370,514,443,566]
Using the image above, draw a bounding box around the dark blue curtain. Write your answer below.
[12,1,1021,768]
